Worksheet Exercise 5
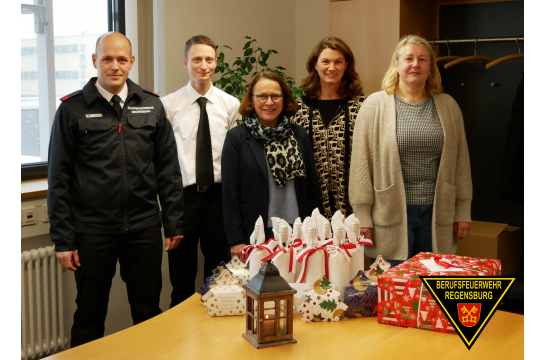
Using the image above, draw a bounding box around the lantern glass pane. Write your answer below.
[279,299,286,317]
[253,318,257,334]
[253,299,258,318]
[278,317,287,336]
[264,308,275,317]
[263,315,276,337]
[264,300,275,309]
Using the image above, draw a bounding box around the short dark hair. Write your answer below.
[239,71,298,118]
[301,36,362,99]
[185,35,217,59]
[95,31,132,56]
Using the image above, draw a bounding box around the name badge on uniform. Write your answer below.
[86,114,103,118]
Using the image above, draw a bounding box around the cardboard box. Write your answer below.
[456,221,522,276]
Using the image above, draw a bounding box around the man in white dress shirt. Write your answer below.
[161,35,241,307]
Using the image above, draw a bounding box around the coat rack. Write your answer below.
[430,37,524,70]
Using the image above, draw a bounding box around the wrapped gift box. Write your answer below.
[344,271,378,318]
[199,265,246,317]
[377,252,501,333]
[225,257,250,285]
[297,274,348,322]
[196,262,230,299]
[290,282,312,314]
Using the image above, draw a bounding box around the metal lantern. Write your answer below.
[242,259,297,349]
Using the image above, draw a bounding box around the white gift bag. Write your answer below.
[326,223,353,291]
[291,218,304,280]
[345,215,365,277]
[296,218,326,283]
[244,216,278,279]
[265,221,296,283]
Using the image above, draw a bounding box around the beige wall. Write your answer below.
[330,0,401,95]
[162,0,329,96]
[295,0,330,86]
[163,0,296,95]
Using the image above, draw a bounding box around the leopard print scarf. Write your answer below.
[245,115,306,187]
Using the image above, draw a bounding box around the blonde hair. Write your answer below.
[382,35,443,97]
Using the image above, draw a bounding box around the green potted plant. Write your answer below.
[213,36,304,104]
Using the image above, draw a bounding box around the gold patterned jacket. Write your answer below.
[291,94,366,219]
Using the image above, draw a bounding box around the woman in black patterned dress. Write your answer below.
[292,37,366,220]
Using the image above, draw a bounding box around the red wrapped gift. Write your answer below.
[377,252,501,334]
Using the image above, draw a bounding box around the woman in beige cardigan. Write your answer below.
[349,35,472,266]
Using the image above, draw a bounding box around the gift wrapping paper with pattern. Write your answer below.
[201,268,246,316]
[344,270,378,318]
[377,252,501,333]
[298,274,348,322]
[225,257,251,285]
[197,262,231,300]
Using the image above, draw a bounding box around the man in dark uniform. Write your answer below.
[47,32,184,348]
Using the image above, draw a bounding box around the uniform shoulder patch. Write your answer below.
[60,90,83,102]
[142,89,160,97]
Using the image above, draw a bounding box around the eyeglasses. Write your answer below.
[252,94,283,103]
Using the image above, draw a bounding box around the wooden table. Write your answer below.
[44,294,524,360]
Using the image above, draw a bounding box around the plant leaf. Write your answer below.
[250,57,256,64]
[276,66,286,70]
[244,48,253,56]
[258,61,267,67]
[224,45,232,50]
[244,36,251,39]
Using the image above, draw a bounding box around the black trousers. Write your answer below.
[71,224,163,348]
[168,183,230,308]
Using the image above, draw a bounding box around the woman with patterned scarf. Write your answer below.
[292,37,366,220]
[222,71,321,260]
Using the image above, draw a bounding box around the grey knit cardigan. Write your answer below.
[349,91,472,260]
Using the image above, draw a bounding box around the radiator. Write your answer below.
[21,246,68,360]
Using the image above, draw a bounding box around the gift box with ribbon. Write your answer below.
[344,270,378,318]
[377,252,501,333]
[196,262,230,299]
[225,257,250,285]
[199,265,246,317]
[297,274,348,322]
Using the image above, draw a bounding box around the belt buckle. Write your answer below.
[196,184,206,192]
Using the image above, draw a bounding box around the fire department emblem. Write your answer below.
[457,303,482,327]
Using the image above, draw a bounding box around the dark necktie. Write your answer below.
[196,97,214,191]
[111,94,122,119]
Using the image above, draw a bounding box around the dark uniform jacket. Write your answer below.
[221,123,321,246]
[47,77,184,251]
